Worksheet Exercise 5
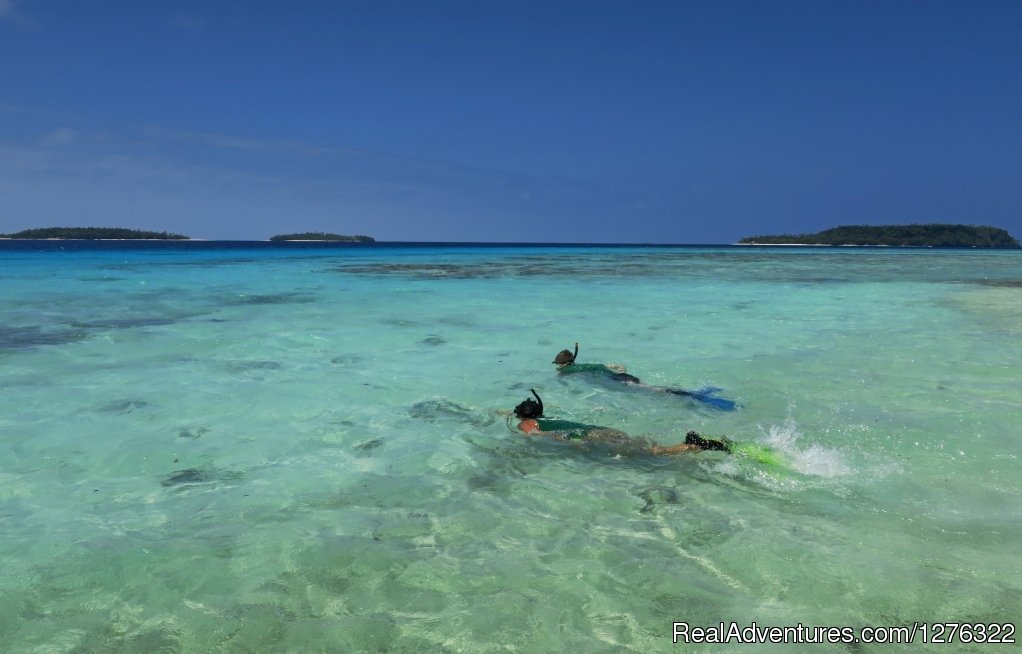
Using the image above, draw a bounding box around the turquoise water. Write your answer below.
[1,242,1019,653]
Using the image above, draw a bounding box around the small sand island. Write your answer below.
[269,232,375,242]
[0,227,189,240]
[739,224,1020,248]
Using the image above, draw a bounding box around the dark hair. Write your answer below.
[552,342,578,365]
[514,388,544,419]
[685,431,731,452]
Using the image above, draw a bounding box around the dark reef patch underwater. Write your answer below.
[0,325,86,350]
[329,249,1022,286]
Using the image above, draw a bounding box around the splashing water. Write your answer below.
[760,418,851,478]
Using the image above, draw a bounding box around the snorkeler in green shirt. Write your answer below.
[553,342,737,411]
[512,389,780,465]
[511,389,731,456]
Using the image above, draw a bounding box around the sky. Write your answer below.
[1,0,1020,243]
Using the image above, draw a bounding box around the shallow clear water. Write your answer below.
[1,242,1020,652]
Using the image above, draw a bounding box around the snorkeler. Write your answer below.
[553,342,737,411]
[510,389,731,456]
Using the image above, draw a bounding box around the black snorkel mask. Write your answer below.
[513,388,545,419]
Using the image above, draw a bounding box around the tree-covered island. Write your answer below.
[0,227,189,240]
[739,224,1020,248]
[269,232,375,242]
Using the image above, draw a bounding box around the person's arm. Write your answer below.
[651,432,732,455]
[650,442,701,455]
[518,419,594,441]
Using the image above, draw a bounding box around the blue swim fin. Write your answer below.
[693,394,737,411]
[665,386,737,411]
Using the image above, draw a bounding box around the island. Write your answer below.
[0,227,189,240]
[269,232,375,242]
[738,224,1020,248]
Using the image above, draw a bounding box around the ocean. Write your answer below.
[1,241,1019,653]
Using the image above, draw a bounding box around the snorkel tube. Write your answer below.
[530,388,543,414]
[553,342,579,366]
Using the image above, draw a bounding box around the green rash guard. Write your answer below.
[558,363,643,384]
[558,363,616,375]
[534,418,603,440]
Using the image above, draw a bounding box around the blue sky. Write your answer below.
[2,0,1020,242]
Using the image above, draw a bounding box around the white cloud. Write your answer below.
[0,122,625,241]
[0,102,75,120]
[0,0,19,20]
[0,140,539,240]
[169,13,206,30]
[0,0,38,29]
[40,127,78,146]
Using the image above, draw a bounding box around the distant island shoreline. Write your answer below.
[2,225,1019,248]
[0,227,190,240]
[738,224,1020,248]
[268,232,375,242]
[0,227,376,243]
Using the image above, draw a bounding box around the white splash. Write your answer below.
[761,418,851,478]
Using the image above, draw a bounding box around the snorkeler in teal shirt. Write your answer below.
[512,389,780,465]
[511,389,730,455]
[553,342,737,411]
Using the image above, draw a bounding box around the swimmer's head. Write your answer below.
[553,342,579,366]
[514,388,544,419]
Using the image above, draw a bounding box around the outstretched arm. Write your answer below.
[650,442,702,455]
